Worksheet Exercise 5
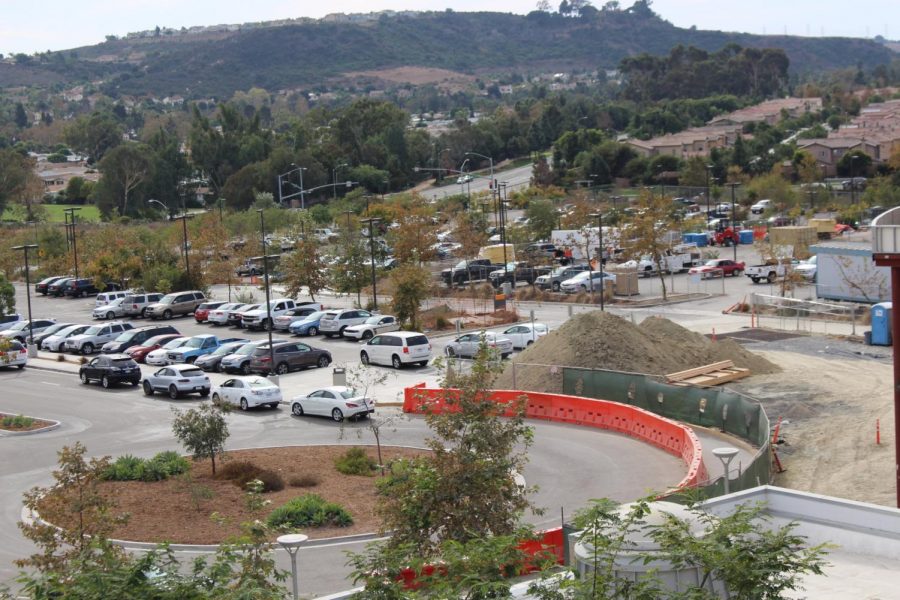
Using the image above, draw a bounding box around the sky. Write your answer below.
[1,0,898,55]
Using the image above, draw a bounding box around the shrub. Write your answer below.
[216,460,284,492]
[434,315,450,330]
[1,414,34,428]
[267,494,353,529]
[255,469,285,492]
[289,474,321,488]
[103,451,191,482]
[104,454,144,481]
[334,447,377,477]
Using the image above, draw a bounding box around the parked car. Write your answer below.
[534,264,591,291]
[166,335,246,365]
[206,302,246,326]
[313,228,338,243]
[688,259,745,279]
[31,322,76,347]
[750,199,772,215]
[241,299,302,331]
[359,331,432,368]
[289,386,374,422]
[220,339,286,375]
[212,376,282,410]
[194,301,228,323]
[767,215,793,227]
[194,340,251,372]
[0,313,23,327]
[445,331,513,359]
[795,255,817,282]
[142,364,211,399]
[47,278,74,297]
[95,290,130,307]
[319,309,373,338]
[502,323,549,349]
[92,297,129,320]
[35,276,66,295]
[230,304,261,328]
[0,319,58,343]
[342,315,400,340]
[66,278,120,298]
[287,310,328,336]
[79,354,142,388]
[456,174,473,184]
[124,333,182,363]
[0,339,26,369]
[121,292,164,318]
[272,304,326,331]
[559,271,616,294]
[100,324,180,354]
[41,324,90,351]
[65,322,133,355]
[248,341,332,375]
[145,290,207,320]
[145,336,190,366]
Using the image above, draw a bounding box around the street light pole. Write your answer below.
[12,244,38,353]
[589,213,604,311]
[332,163,348,200]
[705,165,713,227]
[63,207,81,279]
[361,217,381,309]
[276,533,308,600]
[726,182,741,261]
[257,209,276,380]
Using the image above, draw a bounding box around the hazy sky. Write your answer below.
[1,0,897,55]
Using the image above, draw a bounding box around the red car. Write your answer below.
[125,334,181,363]
[194,301,227,324]
[689,259,745,279]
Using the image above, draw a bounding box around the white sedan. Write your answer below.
[289,386,374,422]
[445,331,513,359]
[212,376,282,411]
[502,323,549,349]
[342,315,400,340]
[142,364,211,399]
[145,337,190,366]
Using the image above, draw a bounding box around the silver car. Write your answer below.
[145,291,206,320]
[42,324,90,352]
[444,331,513,359]
[142,364,211,399]
[92,297,128,320]
[319,309,372,338]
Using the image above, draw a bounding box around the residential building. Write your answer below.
[708,97,822,127]
[625,125,742,159]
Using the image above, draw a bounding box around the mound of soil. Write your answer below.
[493,312,778,393]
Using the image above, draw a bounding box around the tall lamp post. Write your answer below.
[332,163,349,200]
[257,209,277,380]
[63,207,81,279]
[276,533,308,600]
[705,164,714,226]
[12,244,38,355]
[360,217,381,309]
[726,182,741,261]
[713,447,740,495]
[148,199,192,280]
[278,164,307,208]
[588,213,605,311]
[465,151,494,190]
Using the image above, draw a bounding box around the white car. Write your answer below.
[795,255,817,282]
[1,319,58,343]
[445,331,513,359]
[65,321,133,355]
[0,339,27,369]
[92,297,128,320]
[233,304,261,328]
[359,331,432,368]
[559,271,616,294]
[41,324,90,351]
[456,174,473,184]
[142,364,211,399]
[212,376,282,411]
[750,199,772,215]
[319,309,373,338]
[290,386,374,422]
[95,290,129,307]
[342,315,400,340]
[207,302,246,325]
[502,323,550,349]
[145,336,190,366]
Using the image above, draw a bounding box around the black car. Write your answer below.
[35,276,66,295]
[79,354,142,388]
[48,278,74,297]
[100,324,180,354]
[65,279,121,298]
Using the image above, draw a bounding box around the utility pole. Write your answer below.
[258,209,276,379]
[726,182,741,262]
[589,213,604,311]
[63,207,81,279]
[361,217,381,309]
[12,244,38,352]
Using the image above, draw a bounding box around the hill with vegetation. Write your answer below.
[0,7,894,98]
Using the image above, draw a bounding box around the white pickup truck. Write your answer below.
[622,244,701,276]
[240,299,299,331]
[744,260,794,284]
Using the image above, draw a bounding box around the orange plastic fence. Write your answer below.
[403,384,708,490]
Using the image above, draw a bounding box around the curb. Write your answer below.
[0,418,61,437]
[21,362,79,376]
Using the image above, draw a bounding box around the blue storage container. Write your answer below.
[871,302,893,346]
[692,233,708,247]
[739,230,754,245]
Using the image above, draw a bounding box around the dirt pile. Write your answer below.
[493,312,778,393]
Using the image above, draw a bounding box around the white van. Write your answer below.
[359,331,432,369]
[96,290,129,307]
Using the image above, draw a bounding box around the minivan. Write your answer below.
[122,292,164,318]
[359,332,432,369]
[145,291,207,320]
[96,290,130,307]
[101,324,180,354]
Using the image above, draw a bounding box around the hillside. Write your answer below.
[0,9,893,97]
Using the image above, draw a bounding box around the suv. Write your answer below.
[248,341,332,375]
[66,321,134,354]
[0,319,58,343]
[360,332,432,369]
[241,299,299,331]
[0,314,23,327]
[146,291,206,320]
[96,291,129,307]
[0,340,26,369]
[101,324,180,354]
[48,278,74,297]
[318,309,373,338]
[67,278,119,298]
[79,354,142,388]
[121,292,164,318]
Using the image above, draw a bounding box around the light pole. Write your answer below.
[63,207,81,279]
[257,209,277,380]
[360,217,381,309]
[148,199,192,280]
[12,244,38,354]
[466,151,494,191]
[278,165,307,208]
[332,163,349,200]
[276,533,308,600]
[705,164,714,226]
[713,447,740,495]
[437,147,452,182]
[589,212,605,311]
[849,154,859,206]
[726,182,741,261]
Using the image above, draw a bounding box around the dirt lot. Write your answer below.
[734,349,896,507]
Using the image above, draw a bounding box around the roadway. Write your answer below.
[419,163,533,202]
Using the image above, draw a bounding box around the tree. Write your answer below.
[388,204,439,264]
[95,143,153,217]
[526,199,559,240]
[171,404,229,475]
[625,190,678,301]
[0,274,13,317]
[330,224,370,306]
[746,171,797,213]
[390,263,432,330]
[0,148,36,217]
[837,149,873,177]
[64,112,123,164]
[14,102,28,128]
[282,238,328,301]
[793,150,822,184]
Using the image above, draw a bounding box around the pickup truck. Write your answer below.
[534,264,591,291]
[488,262,549,288]
[240,299,302,331]
[440,259,504,286]
[165,334,246,364]
[745,260,794,284]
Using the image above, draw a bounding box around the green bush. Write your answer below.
[1,414,34,428]
[103,451,191,482]
[267,494,353,529]
[334,447,377,477]
[105,454,144,481]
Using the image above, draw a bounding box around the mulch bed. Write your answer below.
[39,445,428,545]
[0,413,54,432]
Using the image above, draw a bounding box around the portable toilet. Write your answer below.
[690,233,708,247]
[739,229,754,245]
[871,302,893,346]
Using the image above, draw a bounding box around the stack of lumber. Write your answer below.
[666,360,751,387]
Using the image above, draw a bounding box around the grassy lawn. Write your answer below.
[2,204,101,223]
